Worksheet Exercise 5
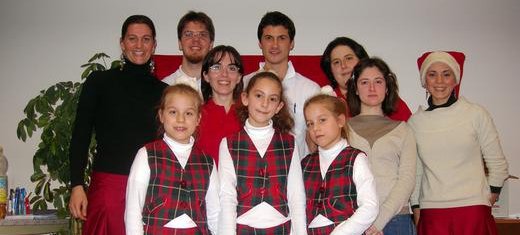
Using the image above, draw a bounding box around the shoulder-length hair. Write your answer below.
[200,45,244,102]
[347,57,399,116]
[320,37,369,89]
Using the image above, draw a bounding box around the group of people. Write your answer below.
[67,10,509,235]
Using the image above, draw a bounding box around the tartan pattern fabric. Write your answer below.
[301,146,361,231]
[227,129,294,218]
[142,139,213,235]
[308,224,335,235]
[236,220,292,235]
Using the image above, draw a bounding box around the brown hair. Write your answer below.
[237,71,294,134]
[121,15,156,39]
[347,57,399,116]
[304,94,349,139]
[177,11,215,41]
[156,84,203,136]
[201,45,244,102]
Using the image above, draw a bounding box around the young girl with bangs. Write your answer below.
[218,71,307,234]
[125,84,219,235]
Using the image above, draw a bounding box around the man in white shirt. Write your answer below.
[244,11,320,158]
[162,11,214,91]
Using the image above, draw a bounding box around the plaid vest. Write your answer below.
[142,139,213,235]
[301,146,361,231]
[227,129,294,217]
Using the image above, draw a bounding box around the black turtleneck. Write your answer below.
[69,60,167,187]
[426,93,458,111]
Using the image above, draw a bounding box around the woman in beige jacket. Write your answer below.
[347,57,417,235]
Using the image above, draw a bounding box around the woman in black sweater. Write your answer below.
[68,15,167,235]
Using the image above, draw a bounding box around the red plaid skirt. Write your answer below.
[236,220,291,235]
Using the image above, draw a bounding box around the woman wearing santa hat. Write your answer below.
[408,51,509,235]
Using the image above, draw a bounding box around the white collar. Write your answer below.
[163,134,194,152]
[258,61,296,81]
[319,138,348,158]
[178,65,199,80]
[244,119,274,137]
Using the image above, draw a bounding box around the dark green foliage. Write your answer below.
[16,53,120,220]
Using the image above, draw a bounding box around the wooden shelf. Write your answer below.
[495,218,520,235]
[0,217,68,235]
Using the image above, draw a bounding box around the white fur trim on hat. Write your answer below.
[419,51,460,88]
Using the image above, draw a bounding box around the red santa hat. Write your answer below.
[417,51,465,96]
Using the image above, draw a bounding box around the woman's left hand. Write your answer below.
[489,193,500,206]
[365,225,383,235]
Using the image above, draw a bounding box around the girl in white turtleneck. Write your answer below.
[218,71,307,235]
[302,94,378,235]
[125,84,219,235]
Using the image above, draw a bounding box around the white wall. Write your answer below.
[1,0,519,215]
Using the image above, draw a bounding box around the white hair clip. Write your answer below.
[320,85,337,97]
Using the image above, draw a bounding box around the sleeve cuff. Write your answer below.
[411,204,420,209]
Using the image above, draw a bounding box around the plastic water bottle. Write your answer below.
[0,146,8,219]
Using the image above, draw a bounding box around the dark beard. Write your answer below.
[185,54,204,64]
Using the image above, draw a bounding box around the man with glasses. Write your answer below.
[162,11,214,92]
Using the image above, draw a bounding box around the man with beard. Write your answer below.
[162,11,214,92]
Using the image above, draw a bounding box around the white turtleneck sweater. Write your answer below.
[309,138,379,235]
[218,119,307,235]
[124,135,220,235]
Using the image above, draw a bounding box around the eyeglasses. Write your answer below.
[209,64,241,74]
[182,31,210,40]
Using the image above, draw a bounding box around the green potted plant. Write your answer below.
[16,53,119,234]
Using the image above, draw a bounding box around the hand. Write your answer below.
[305,131,318,153]
[412,208,420,226]
[489,193,499,206]
[69,185,88,220]
[365,225,383,235]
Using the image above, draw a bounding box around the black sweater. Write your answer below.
[69,61,167,187]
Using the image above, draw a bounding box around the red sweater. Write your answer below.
[196,100,241,165]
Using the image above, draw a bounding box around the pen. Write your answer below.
[14,187,19,215]
[8,189,13,215]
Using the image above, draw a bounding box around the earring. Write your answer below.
[119,53,126,71]
[149,59,155,73]
[425,90,429,101]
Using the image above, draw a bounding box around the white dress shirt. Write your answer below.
[244,61,321,157]
[161,66,202,91]
[218,119,307,235]
[125,135,220,235]
[309,138,379,235]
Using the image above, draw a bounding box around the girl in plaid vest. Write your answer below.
[302,94,378,235]
[125,84,219,235]
[218,71,307,234]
